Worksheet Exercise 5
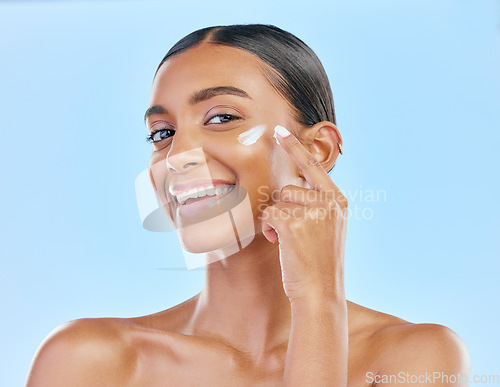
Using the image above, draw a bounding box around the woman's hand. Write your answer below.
[260,125,348,303]
[260,125,349,385]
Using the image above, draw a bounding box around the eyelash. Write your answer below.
[145,113,240,144]
[145,128,175,144]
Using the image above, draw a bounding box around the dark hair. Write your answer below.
[155,24,336,128]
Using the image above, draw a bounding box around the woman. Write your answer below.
[27,24,470,386]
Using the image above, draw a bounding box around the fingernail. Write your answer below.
[274,125,291,137]
[272,131,280,145]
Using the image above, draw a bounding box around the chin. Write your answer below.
[170,185,258,256]
[177,216,238,254]
[177,212,257,257]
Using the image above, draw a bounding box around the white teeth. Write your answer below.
[206,187,216,196]
[176,185,234,205]
[216,186,230,196]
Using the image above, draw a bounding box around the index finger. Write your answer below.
[273,125,336,192]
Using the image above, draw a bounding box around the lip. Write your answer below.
[167,182,247,228]
[169,179,236,197]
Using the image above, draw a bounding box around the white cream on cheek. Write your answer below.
[237,124,267,146]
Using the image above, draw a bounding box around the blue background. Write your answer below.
[0,0,498,385]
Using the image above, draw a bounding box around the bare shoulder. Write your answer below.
[348,301,470,385]
[375,321,470,370]
[26,318,139,387]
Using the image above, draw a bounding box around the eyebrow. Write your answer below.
[143,86,252,123]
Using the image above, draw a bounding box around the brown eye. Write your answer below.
[146,128,175,143]
[206,114,239,125]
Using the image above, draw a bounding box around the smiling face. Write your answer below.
[146,42,307,255]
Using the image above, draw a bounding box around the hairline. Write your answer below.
[154,39,307,131]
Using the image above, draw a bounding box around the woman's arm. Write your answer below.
[261,125,349,385]
[262,126,470,385]
[285,294,348,386]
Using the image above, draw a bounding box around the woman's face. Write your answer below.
[146,42,306,255]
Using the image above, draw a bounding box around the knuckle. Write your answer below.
[338,193,349,209]
[273,202,285,210]
[280,184,295,201]
[332,190,347,207]
[288,219,302,233]
[287,136,301,148]
[316,207,328,220]
[307,207,320,220]
[326,199,337,213]
[281,184,294,193]
[278,209,290,220]
[307,156,322,168]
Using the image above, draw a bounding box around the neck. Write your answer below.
[187,235,292,360]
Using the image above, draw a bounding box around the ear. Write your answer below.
[300,121,342,175]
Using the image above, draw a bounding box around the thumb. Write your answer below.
[260,205,285,243]
[262,223,279,243]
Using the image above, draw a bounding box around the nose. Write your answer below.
[165,131,206,174]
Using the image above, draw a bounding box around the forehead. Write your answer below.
[149,43,278,105]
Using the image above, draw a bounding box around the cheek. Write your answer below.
[148,153,169,203]
[148,152,183,224]
[227,126,299,193]
[229,135,286,213]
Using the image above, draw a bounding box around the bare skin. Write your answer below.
[26,41,470,386]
